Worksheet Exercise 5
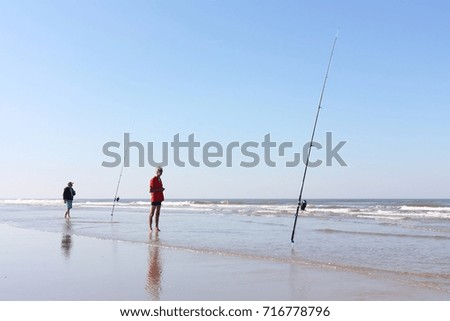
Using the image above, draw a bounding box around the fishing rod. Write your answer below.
[290,33,338,243]
[111,147,128,217]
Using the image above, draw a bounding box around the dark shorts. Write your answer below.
[151,201,162,206]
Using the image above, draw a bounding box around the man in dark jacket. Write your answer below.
[63,182,76,218]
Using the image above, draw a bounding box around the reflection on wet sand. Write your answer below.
[146,231,163,300]
[61,220,73,258]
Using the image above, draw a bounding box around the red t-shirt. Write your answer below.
[150,176,164,202]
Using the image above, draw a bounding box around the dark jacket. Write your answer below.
[63,187,76,201]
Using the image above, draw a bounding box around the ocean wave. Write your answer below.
[1,199,449,220]
[316,228,450,240]
[0,199,63,206]
[400,205,450,212]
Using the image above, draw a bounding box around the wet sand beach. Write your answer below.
[1,222,448,301]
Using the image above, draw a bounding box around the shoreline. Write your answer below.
[1,223,449,300]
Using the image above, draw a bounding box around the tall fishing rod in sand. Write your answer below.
[290,33,338,243]
[111,147,128,218]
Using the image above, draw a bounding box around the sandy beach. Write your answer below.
[1,220,448,301]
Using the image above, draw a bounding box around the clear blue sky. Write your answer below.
[1,0,449,199]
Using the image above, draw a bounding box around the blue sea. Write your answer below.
[1,198,449,298]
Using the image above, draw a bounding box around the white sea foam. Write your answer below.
[1,199,449,220]
[400,205,450,212]
[0,199,62,206]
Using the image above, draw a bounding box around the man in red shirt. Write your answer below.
[149,167,165,231]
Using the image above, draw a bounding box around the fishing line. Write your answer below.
[111,143,129,218]
[290,32,338,243]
